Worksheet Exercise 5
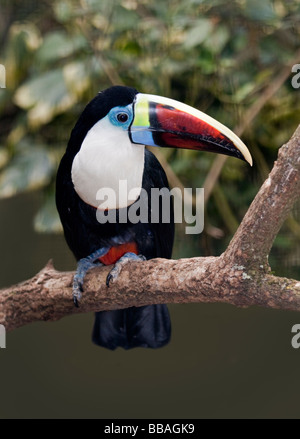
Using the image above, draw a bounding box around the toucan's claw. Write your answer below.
[72,247,109,306]
[106,252,146,287]
[73,276,83,307]
[73,296,79,308]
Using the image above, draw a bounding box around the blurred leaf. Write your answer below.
[0,147,9,170]
[63,61,91,97]
[4,23,41,88]
[203,26,230,54]
[14,69,77,127]
[196,52,217,74]
[243,0,277,22]
[53,0,76,22]
[0,144,54,198]
[111,5,140,31]
[232,82,256,103]
[36,31,87,64]
[183,19,214,48]
[34,192,63,233]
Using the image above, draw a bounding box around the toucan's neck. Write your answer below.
[71,117,145,210]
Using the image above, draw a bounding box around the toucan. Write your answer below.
[56,85,252,350]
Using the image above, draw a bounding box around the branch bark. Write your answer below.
[1,125,300,332]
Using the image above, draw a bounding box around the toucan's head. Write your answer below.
[70,86,252,209]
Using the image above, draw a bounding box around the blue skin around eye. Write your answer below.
[108,104,133,129]
[108,103,157,147]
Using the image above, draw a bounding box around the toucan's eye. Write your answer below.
[117,113,129,123]
[108,105,132,128]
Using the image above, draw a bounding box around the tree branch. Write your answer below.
[226,124,300,267]
[1,125,300,332]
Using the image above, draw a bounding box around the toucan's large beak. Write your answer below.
[130,93,252,166]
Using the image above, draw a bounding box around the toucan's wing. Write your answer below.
[142,148,175,260]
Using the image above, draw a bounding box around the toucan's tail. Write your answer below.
[92,305,171,350]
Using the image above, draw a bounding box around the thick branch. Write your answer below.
[0,125,300,332]
[1,257,300,332]
[226,124,300,268]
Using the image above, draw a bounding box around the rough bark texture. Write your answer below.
[1,125,300,332]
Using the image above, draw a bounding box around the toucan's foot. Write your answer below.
[106,252,146,287]
[73,247,109,307]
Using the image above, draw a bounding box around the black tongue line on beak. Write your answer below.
[148,102,246,162]
[155,131,246,161]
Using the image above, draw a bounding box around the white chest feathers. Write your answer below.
[71,117,145,209]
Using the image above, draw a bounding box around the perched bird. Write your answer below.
[56,86,252,350]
